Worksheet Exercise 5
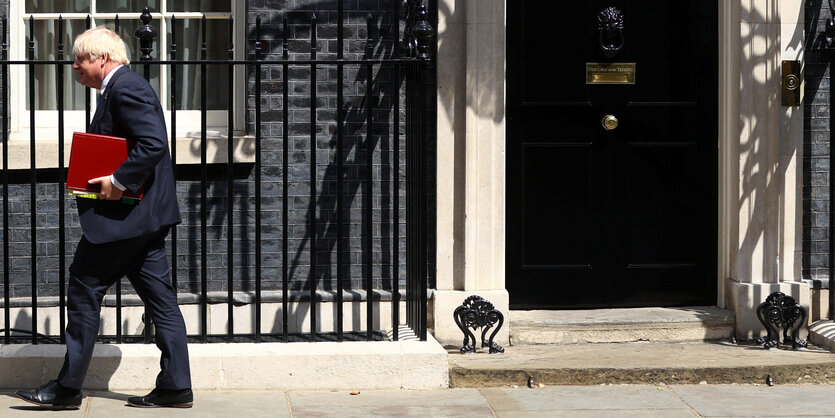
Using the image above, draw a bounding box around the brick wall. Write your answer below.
[805,1,832,283]
[0,1,436,301]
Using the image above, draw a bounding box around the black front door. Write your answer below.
[506,1,718,309]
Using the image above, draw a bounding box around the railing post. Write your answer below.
[57,16,67,344]
[2,17,9,345]
[199,14,208,344]
[309,13,319,343]
[135,6,158,344]
[114,18,122,344]
[255,14,264,343]
[413,1,434,341]
[279,13,288,343]
[28,15,38,345]
[391,0,401,342]
[365,13,375,341]
[830,46,835,321]
[226,15,235,342]
[170,15,179,294]
[84,16,91,132]
[336,0,345,343]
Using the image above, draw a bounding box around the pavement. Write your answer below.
[5,306,835,417]
[4,340,835,417]
[4,384,835,417]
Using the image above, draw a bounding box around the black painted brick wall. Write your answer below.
[0,0,437,300]
[805,1,832,283]
[245,0,405,296]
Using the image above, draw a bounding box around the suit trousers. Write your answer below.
[56,227,191,390]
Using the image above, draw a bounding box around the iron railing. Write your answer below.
[0,2,433,344]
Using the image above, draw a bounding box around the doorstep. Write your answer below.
[509,306,735,345]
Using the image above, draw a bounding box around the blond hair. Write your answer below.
[72,26,130,65]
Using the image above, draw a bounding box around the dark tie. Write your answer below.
[97,89,104,107]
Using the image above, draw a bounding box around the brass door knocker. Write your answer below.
[597,7,624,57]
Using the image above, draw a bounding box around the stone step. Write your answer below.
[448,341,835,387]
[509,306,735,345]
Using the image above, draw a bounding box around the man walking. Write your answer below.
[16,26,192,409]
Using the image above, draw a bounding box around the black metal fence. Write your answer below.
[1,2,433,344]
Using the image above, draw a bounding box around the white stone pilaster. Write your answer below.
[462,0,505,292]
[435,0,467,292]
[432,0,508,346]
[728,0,807,338]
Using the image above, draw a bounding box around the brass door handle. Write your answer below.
[602,114,618,130]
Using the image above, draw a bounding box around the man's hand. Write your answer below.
[88,176,124,200]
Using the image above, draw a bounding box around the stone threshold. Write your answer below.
[508,306,736,345]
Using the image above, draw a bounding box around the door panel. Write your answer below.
[520,4,592,104]
[522,143,595,266]
[625,144,700,263]
[507,0,717,309]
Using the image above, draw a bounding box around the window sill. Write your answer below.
[0,131,255,170]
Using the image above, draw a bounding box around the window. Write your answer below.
[11,0,244,140]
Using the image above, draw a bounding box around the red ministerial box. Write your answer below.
[67,132,144,200]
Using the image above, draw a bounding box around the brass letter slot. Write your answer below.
[586,63,636,85]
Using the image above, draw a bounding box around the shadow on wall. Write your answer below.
[242,1,431,333]
[735,2,804,285]
[433,0,503,290]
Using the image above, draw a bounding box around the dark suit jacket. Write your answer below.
[77,66,181,244]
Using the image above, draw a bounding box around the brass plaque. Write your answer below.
[586,63,636,84]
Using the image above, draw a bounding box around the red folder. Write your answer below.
[67,132,144,200]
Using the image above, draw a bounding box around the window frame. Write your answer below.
[9,0,246,140]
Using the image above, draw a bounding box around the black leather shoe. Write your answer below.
[16,380,82,409]
[127,388,193,408]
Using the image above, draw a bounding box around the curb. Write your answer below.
[449,362,835,387]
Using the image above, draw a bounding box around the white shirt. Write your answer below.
[100,64,123,97]
[101,64,126,191]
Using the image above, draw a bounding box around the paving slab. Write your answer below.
[2,390,290,418]
[288,389,492,417]
[669,384,835,417]
[4,385,835,417]
[0,392,87,417]
[480,386,692,415]
[491,410,696,418]
[449,341,835,386]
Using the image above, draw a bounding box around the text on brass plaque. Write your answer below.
[586,63,636,84]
